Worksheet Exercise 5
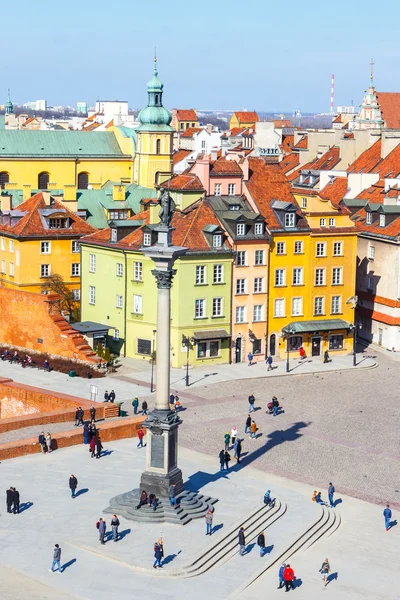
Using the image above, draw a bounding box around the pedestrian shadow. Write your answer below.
[163,550,181,565]
[75,488,89,498]
[118,528,131,540]
[264,544,274,555]
[333,498,342,507]
[185,422,311,492]
[19,502,33,512]
[255,433,263,439]
[293,577,303,588]
[389,520,398,530]
[212,523,224,534]
[327,572,338,584]
[61,558,76,571]
[101,450,114,457]
[244,542,256,554]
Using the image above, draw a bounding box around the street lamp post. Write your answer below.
[150,329,156,392]
[350,323,361,367]
[182,335,192,387]
[285,325,296,373]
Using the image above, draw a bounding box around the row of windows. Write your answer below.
[235,305,265,323]
[0,172,90,191]
[0,261,80,279]
[287,333,344,351]
[236,277,265,294]
[236,222,263,236]
[0,239,80,254]
[276,241,343,256]
[274,267,343,287]
[214,183,237,196]
[236,250,265,266]
[195,264,224,284]
[273,295,342,318]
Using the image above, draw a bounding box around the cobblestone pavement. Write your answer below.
[0,416,121,445]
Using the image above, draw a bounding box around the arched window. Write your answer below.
[156,139,161,155]
[38,172,49,190]
[77,172,89,190]
[0,172,9,189]
[155,94,159,105]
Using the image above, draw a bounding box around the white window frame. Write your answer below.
[143,232,152,246]
[116,294,123,309]
[285,213,295,228]
[292,296,303,316]
[133,294,142,314]
[133,261,143,281]
[237,223,245,236]
[9,239,14,252]
[196,339,221,359]
[331,295,341,314]
[89,253,96,273]
[195,298,206,318]
[292,267,303,285]
[9,262,14,276]
[276,242,285,255]
[89,285,96,305]
[316,242,326,257]
[332,267,342,285]
[329,217,335,227]
[214,183,221,196]
[195,265,206,285]
[379,214,385,227]
[254,249,264,265]
[368,245,375,260]
[333,241,343,256]
[275,268,285,286]
[212,297,223,317]
[40,241,51,254]
[253,304,263,322]
[236,278,246,294]
[228,183,236,195]
[213,234,222,248]
[320,218,326,227]
[71,263,80,277]
[40,263,50,278]
[235,306,246,323]
[366,212,372,225]
[253,277,264,293]
[72,240,80,253]
[213,264,223,283]
[314,296,324,315]
[111,228,117,242]
[294,240,303,254]
[1,259,5,273]
[236,251,246,266]
[117,263,123,277]
[301,197,307,209]
[274,298,285,317]
[315,268,325,286]
[254,222,263,235]
[0,238,5,251]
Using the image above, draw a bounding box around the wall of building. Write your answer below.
[134,131,173,188]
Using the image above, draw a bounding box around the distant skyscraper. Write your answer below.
[77,101,88,114]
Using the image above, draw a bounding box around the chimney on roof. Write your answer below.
[113,184,126,201]
[1,194,12,212]
[42,191,51,206]
[211,148,218,161]
[206,123,212,134]
[22,184,32,201]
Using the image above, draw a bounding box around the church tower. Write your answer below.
[134,58,174,188]
[5,89,13,115]
[354,59,384,130]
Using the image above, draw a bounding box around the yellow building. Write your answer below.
[0,191,94,296]
[229,111,259,130]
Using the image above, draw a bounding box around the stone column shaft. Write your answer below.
[155,286,171,411]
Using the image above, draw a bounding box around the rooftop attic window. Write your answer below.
[366,211,372,225]
[284,213,295,228]
[237,223,246,236]
[111,228,117,242]
[379,214,385,227]
[143,232,152,246]
[49,217,68,229]
[212,234,222,248]
[229,205,240,211]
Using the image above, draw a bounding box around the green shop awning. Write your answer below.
[282,319,351,335]
[193,329,231,341]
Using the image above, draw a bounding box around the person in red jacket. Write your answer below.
[283,564,295,591]
[137,428,145,448]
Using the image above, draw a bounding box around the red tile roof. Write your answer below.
[209,157,243,176]
[319,176,350,212]
[332,114,343,124]
[280,152,299,174]
[173,149,192,165]
[230,127,246,137]
[82,199,230,252]
[274,119,292,128]
[288,147,341,182]
[355,179,400,203]
[346,139,382,174]
[353,207,400,238]
[371,143,400,177]
[232,111,259,124]
[0,193,95,237]
[293,134,308,150]
[161,173,204,192]
[176,109,198,121]
[180,127,202,138]
[281,135,294,154]
[376,92,400,129]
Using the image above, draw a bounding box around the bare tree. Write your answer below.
[44,274,80,322]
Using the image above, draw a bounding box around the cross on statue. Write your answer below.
[370,58,374,84]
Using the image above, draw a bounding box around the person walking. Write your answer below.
[224,431,230,451]
[6,487,13,513]
[89,436,96,458]
[231,426,237,446]
[83,422,89,445]
[299,346,306,360]
[257,531,266,557]
[69,475,78,498]
[98,518,106,544]
[38,431,46,454]
[132,397,139,415]
[219,449,225,472]
[77,407,84,426]
[96,436,103,459]
[90,405,96,421]
[104,391,109,402]
[49,544,62,573]
[328,482,335,508]
[169,484,177,506]
[45,432,52,453]
[384,504,392,531]
[153,542,163,568]
[109,390,116,403]
[12,488,20,514]
[320,558,331,587]
[205,508,213,535]
[245,414,251,434]
[234,438,242,463]
[278,563,286,589]
[247,352,253,366]
[272,396,280,417]
[266,354,273,371]
[75,407,80,427]
[283,564,295,591]
[248,394,255,413]
[250,420,257,439]
[137,427,145,448]
[142,400,148,416]
[323,350,330,363]
[238,527,246,555]
[224,450,231,471]
[111,514,120,542]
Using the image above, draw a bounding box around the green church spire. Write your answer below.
[5,89,13,115]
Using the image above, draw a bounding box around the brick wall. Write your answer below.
[0,287,97,362]
[0,417,146,460]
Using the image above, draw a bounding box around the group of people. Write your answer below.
[132,397,148,416]
[6,486,20,514]
[221,428,242,466]
[1,349,51,371]
[38,431,52,453]
[136,490,158,511]
[104,390,116,403]
[312,483,336,508]
[96,515,121,544]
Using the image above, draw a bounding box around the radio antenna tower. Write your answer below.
[330,74,335,114]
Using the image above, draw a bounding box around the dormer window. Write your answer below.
[229,205,240,211]
[49,218,68,229]
[111,228,117,242]
[237,223,245,236]
[213,234,222,248]
[254,222,263,235]
[143,232,152,246]
[379,214,385,227]
[366,212,372,225]
[284,213,295,228]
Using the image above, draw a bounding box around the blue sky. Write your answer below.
[4,0,400,112]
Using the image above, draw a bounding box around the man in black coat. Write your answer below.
[238,527,246,555]
[12,488,20,514]
[77,408,84,426]
[219,449,225,472]
[96,437,103,459]
[245,414,251,434]
[6,487,13,513]
[109,390,116,403]
[142,400,148,415]
[69,474,78,498]
[90,405,96,421]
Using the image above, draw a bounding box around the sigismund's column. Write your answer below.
[139,222,187,498]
